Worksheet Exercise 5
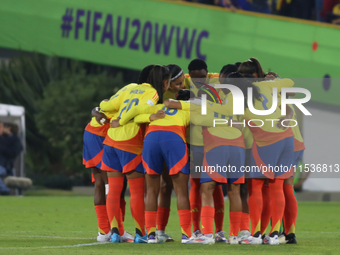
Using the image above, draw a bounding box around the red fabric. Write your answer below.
[145,211,157,235]
[178,209,192,238]
[213,185,224,232]
[189,177,201,231]
[322,0,339,19]
[269,179,285,235]
[240,212,250,231]
[106,176,124,235]
[120,198,126,222]
[157,206,170,231]
[201,206,215,235]
[284,184,298,234]
[229,211,242,236]
[128,177,146,236]
[261,183,271,235]
[94,205,110,234]
[248,179,265,236]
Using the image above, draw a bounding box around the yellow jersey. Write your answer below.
[289,105,305,151]
[100,83,159,154]
[118,103,190,143]
[188,78,295,147]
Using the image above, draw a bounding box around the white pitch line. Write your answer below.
[0,242,109,250]
[0,234,93,240]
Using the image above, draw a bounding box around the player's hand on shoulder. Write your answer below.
[150,110,166,121]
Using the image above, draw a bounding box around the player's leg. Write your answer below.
[142,131,164,243]
[156,165,174,242]
[282,149,303,244]
[190,145,204,235]
[226,146,245,244]
[101,145,125,243]
[161,131,191,244]
[213,185,225,242]
[239,149,251,241]
[83,131,111,241]
[265,137,294,245]
[261,179,271,236]
[93,167,111,241]
[145,174,161,243]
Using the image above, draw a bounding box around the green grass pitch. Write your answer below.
[0,194,339,254]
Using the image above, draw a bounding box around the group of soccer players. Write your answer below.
[83,57,304,245]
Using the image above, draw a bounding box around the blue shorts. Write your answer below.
[83,130,104,169]
[142,131,189,175]
[190,145,204,179]
[200,146,245,184]
[250,137,294,179]
[101,145,144,174]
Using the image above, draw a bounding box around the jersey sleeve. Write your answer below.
[264,78,294,92]
[180,101,191,111]
[134,114,152,124]
[118,104,159,126]
[139,90,159,106]
[99,90,125,112]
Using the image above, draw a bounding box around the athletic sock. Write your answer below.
[213,185,224,232]
[229,211,242,236]
[240,212,250,231]
[189,177,201,231]
[145,211,157,237]
[248,179,265,237]
[283,184,298,235]
[94,205,110,234]
[178,209,192,238]
[269,179,285,237]
[261,183,271,235]
[120,198,126,222]
[201,206,215,235]
[157,206,170,231]
[128,177,146,236]
[106,176,124,235]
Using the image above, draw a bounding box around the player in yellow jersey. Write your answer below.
[187,72,295,245]
[111,89,192,244]
[99,65,170,243]
[183,59,225,241]
[156,64,185,242]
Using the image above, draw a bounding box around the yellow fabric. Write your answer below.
[163,90,177,101]
[100,83,159,142]
[333,4,340,16]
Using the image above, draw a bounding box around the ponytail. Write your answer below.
[146,65,171,103]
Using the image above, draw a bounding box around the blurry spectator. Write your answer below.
[248,0,271,14]
[0,122,23,177]
[291,0,314,20]
[217,0,240,11]
[321,0,339,21]
[0,122,10,195]
[328,2,340,24]
[315,0,324,21]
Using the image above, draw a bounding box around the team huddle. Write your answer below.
[83,58,304,245]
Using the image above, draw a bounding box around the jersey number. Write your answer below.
[162,107,178,116]
[119,98,139,118]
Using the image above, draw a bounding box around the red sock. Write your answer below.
[261,183,271,235]
[201,206,214,235]
[248,179,265,236]
[120,198,126,222]
[145,211,157,236]
[269,179,285,236]
[128,177,146,236]
[240,212,250,231]
[190,178,201,232]
[213,185,224,232]
[94,205,110,234]
[106,176,124,235]
[178,209,192,238]
[157,206,170,231]
[283,184,298,235]
[229,211,242,236]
